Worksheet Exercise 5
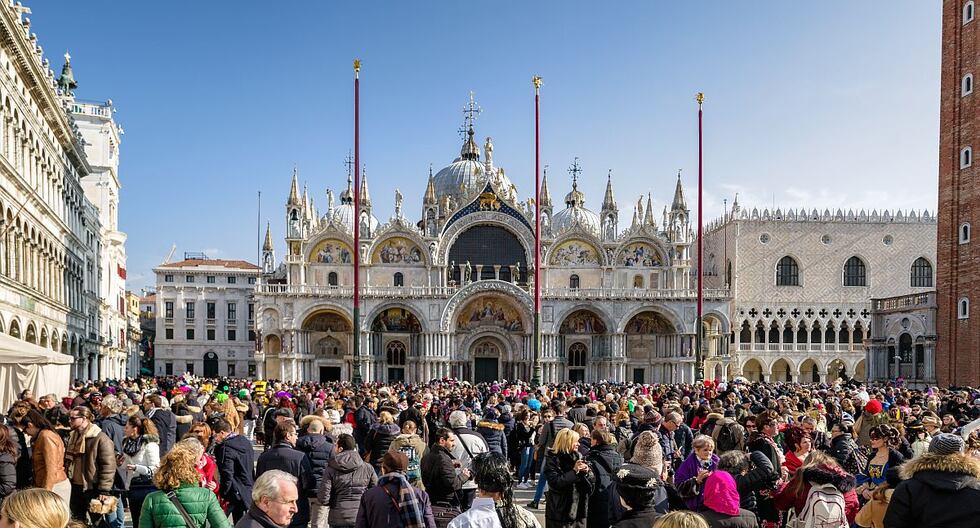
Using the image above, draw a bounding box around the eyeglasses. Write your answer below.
[69,416,84,421]
[271,498,298,506]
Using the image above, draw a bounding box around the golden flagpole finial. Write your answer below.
[353,59,361,75]
[532,75,543,91]
[696,92,704,107]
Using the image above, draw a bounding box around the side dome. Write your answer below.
[332,203,379,234]
[552,205,601,237]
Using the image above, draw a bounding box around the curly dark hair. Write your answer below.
[473,453,520,528]
[869,424,900,448]
[783,424,812,452]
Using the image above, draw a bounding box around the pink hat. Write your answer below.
[703,471,740,516]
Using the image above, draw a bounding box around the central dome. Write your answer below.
[553,205,601,237]
[432,127,517,207]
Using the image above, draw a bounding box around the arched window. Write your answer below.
[633,275,643,288]
[386,341,407,382]
[961,223,972,244]
[960,297,970,319]
[328,272,338,286]
[739,321,751,344]
[568,342,588,382]
[569,274,580,289]
[393,272,404,287]
[910,257,933,287]
[966,0,976,24]
[776,256,799,286]
[843,256,867,287]
[964,73,975,96]
[962,146,973,168]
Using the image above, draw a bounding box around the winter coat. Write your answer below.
[295,433,333,488]
[772,463,859,525]
[147,408,177,454]
[318,450,378,527]
[514,422,535,449]
[234,506,282,528]
[389,433,427,485]
[138,484,231,528]
[32,429,68,490]
[399,406,427,436]
[544,451,596,528]
[476,421,507,458]
[97,413,128,453]
[66,424,117,493]
[567,406,588,425]
[882,452,980,528]
[355,477,436,528]
[497,412,515,437]
[366,423,400,469]
[0,451,15,502]
[353,405,378,448]
[420,444,465,506]
[610,508,660,528]
[585,444,624,528]
[215,433,255,509]
[175,404,203,441]
[700,509,759,528]
[449,427,489,491]
[124,435,161,489]
[826,432,862,475]
[256,443,316,528]
[727,450,777,514]
[538,417,574,452]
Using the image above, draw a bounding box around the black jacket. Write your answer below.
[256,443,316,528]
[318,450,378,527]
[700,509,759,528]
[0,451,16,503]
[235,506,281,528]
[354,405,377,449]
[148,408,177,454]
[544,451,596,527]
[477,421,508,458]
[728,450,777,514]
[585,444,624,528]
[420,444,465,506]
[355,478,436,528]
[825,432,862,475]
[568,406,588,425]
[366,423,399,468]
[215,433,255,509]
[295,433,334,488]
[883,452,980,528]
[97,413,128,453]
[611,508,661,528]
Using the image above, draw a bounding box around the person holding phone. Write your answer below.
[543,428,595,528]
[123,416,162,526]
[674,435,719,512]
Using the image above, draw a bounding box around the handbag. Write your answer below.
[430,503,461,528]
[167,490,209,528]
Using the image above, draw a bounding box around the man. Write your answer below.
[568,397,588,424]
[65,406,118,524]
[399,395,427,441]
[38,393,69,432]
[354,397,378,454]
[528,404,573,509]
[257,421,316,528]
[215,417,257,523]
[144,394,177,453]
[447,452,540,528]
[448,410,489,512]
[237,469,300,528]
[421,428,470,508]
[389,420,428,487]
[95,396,128,452]
[295,419,334,528]
[658,412,682,473]
[319,434,378,528]
[356,452,436,528]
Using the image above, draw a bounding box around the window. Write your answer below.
[633,275,644,288]
[227,302,237,321]
[206,275,215,284]
[164,274,174,283]
[165,328,174,340]
[569,274,580,289]
[248,277,256,284]
[328,272,338,286]
[962,146,972,168]
[165,302,174,318]
[185,302,195,318]
[248,330,256,341]
[228,276,237,284]
[186,328,195,340]
[964,74,974,96]
[911,257,933,287]
[966,1,975,23]
[962,223,972,244]
[207,328,215,341]
[185,275,195,283]
[776,256,800,286]
[186,363,194,375]
[206,302,216,319]
[165,362,173,375]
[959,297,970,319]
[228,329,236,341]
[227,364,236,377]
[248,303,254,321]
[843,256,867,287]
[393,272,404,287]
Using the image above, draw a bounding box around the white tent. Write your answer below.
[0,331,72,412]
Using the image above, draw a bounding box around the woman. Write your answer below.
[675,435,719,512]
[746,411,785,528]
[781,425,811,479]
[138,442,230,528]
[366,411,400,473]
[15,410,70,504]
[612,463,664,528]
[629,431,664,480]
[448,452,540,528]
[826,422,863,476]
[854,469,900,528]
[699,471,759,528]
[122,416,161,525]
[585,430,624,528]
[176,438,219,498]
[772,451,858,526]
[855,424,905,501]
[544,429,595,528]
[0,425,16,504]
[514,410,536,488]
[613,411,633,446]
[0,488,81,528]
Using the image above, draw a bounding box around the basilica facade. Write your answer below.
[254,124,729,384]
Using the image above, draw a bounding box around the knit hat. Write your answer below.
[614,463,661,490]
[643,411,663,427]
[929,433,965,455]
[629,431,664,472]
[921,415,941,428]
[864,400,883,415]
[703,470,740,516]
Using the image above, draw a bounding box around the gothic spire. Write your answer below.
[56,51,77,97]
[645,193,654,225]
[340,165,354,204]
[262,221,274,251]
[424,166,437,205]
[359,168,371,207]
[631,207,639,229]
[602,170,616,211]
[287,167,300,206]
[540,166,552,208]
[671,170,687,211]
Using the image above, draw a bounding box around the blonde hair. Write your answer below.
[653,511,709,528]
[154,444,203,490]
[551,428,580,455]
[0,488,74,528]
[379,411,394,424]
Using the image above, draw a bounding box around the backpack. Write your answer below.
[398,443,421,482]
[786,483,848,528]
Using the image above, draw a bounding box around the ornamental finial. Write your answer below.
[532,75,542,91]
[696,92,704,107]
[353,58,361,76]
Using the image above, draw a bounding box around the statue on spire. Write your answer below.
[57,51,77,97]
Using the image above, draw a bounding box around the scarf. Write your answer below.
[378,473,424,528]
[123,435,147,457]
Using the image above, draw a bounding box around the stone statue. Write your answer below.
[449,261,455,282]
[394,189,403,217]
[327,189,335,212]
[484,136,493,166]
[509,264,518,283]
[464,260,472,283]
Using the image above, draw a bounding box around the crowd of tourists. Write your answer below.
[1,376,980,528]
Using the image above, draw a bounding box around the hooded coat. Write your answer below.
[700,471,759,528]
[295,433,334,488]
[585,444,624,528]
[476,421,507,458]
[318,450,378,527]
[544,451,596,528]
[366,423,400,469]
[772,463,859,525]
[882,452,980,528]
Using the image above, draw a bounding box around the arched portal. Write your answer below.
[854,359,866,380]
[771,358,792,382]
[624,310,682,383]
[455,293,528,382]
[385,340,407,382]
[302,310,353,382]
[371,307,422,382]
[471,337,503,384]
[559,309,608,382]
[799,358,820,383]
[567,342,588,382]
[742,358,764,382]
[203,351,219,378]
[448,225,527,283]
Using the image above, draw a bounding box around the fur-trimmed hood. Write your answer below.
[477,420,505,431]
[900,452,980,491]
[802,463,856,492]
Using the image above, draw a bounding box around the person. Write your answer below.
[237,470,300,528]
[296,419,334,528]
[256,421,316,528]
[353,397,378,454]
[15,410,70,504]
[0,424,16,504]
[420,428,468,528]
[447,452,539,528]
[825,422,863,476]
[355,452,436,528]
[651,511,709,528]
[448,411,489,512]
[514,411,536,488]
[366,412,400,474]
[715,450,776,515]
[585,430,623,528]
[177,437,219,497]
[772,451,857,527]
[476,411,507,459]
[698,471,758,528]
[529,406,572,509]
[122,416,162,526]
[388,421,427,488]
[883,433,980,528]
[214,417,256,523]
[0,488,78,528]
[854,468,900,528]
[855,424,904,501]
[65,406,118,524]
[675,435,719,512]
[629,431,665,481]
[780,426,811,479]
[137,443,230,528]
[745,411,784,528]
[611,463,664,528]
[544,428,595,528]
[319,433,378,528]
[144,395,177,455]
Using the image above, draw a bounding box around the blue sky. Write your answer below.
[32,2,940,291]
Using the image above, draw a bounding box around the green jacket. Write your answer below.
[138,485,231,528]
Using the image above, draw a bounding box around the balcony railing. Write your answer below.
[736,343,864,355]
[873,292,935,312]
[256,283,730,300]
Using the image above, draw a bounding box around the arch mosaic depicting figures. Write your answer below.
[308,239,353,264]
[559,309,608,334]
[371,307,423,333]
[623,310,681,361]
[617,240,665,267]
[371,237,424,265]
[549,239,600,266]
[456,295,526,333]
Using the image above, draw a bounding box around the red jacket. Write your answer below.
[773,463,859,525]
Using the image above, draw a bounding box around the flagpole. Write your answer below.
[695,92,705,382]
[352,59,363,385]
[532,75,543,387]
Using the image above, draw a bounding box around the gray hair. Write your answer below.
[252,470,298,503]
[449,410,468,428]
[102,395,124,414]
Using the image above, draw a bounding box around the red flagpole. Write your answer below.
[352,59,363,384]
[532,75,542,387]
[696,92,704,381]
